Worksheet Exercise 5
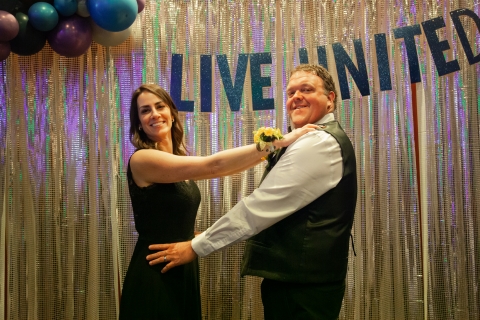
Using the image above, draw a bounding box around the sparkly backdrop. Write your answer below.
[0,0,479,319]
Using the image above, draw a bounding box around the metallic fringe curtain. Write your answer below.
[0,0,478,319]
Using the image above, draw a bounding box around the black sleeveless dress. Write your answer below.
[119,159,202,319]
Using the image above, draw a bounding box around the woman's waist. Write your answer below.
[136,232,194,244]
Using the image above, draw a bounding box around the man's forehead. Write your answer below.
[287,71,323,88]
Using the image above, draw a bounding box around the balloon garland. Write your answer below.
[0,0,145,60]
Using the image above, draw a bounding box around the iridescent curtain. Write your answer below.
[0,0,478,319]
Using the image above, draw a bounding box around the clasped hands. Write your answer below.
[147,241,197,273]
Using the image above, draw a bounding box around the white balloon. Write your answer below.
[77,0,90,18]
[91,20,132,47]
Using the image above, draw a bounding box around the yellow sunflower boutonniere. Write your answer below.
[253,127,284,160]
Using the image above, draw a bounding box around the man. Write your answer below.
[147,64,357,319]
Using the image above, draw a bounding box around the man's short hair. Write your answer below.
[290,64,338,110]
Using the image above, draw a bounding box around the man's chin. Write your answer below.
[291,120,306,129]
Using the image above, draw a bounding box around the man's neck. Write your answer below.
[292,113,335,129]
[315,113,335,125]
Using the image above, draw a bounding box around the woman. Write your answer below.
[119,84,316,319]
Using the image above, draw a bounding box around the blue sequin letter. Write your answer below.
[450,9,480,65]
[250,53,274,110]
[374,34,392,91]
[393,25,422,83]
[200,55,212,112]
[317,45,328,70]
[421,17,460,76]
[170,54,194,112]
[299,48,308,64]
[217,54,248,112]
[332,40,370,100]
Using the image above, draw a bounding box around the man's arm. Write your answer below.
[148,129,342,272]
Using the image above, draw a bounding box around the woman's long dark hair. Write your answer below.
[129,84,187,156]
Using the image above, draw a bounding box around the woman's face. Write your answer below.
[137,91,174,142]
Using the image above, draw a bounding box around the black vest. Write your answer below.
[241,121,357,283]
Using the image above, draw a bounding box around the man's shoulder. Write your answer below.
[317,120,348,137]
[317,120,339,130]
[288,123,339,150]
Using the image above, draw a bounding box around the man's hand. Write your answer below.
[147,241,198,273]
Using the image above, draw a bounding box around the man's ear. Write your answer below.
[327,91,336,112]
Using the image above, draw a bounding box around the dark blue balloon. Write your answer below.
[87,0,138,32]
[28,2,59,31]
[54,0,77,17]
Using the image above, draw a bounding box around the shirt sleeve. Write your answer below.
[191,130,343,257]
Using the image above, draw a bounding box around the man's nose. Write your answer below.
[293,90,303,99]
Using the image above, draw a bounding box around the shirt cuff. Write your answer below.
[191,232,214,257]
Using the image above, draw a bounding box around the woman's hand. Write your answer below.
[147,241,197,273]
[273,123,319,148]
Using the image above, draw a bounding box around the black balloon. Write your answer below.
[0,0,24,14]
[0,1,55,14]
[21,0,55,10]
[10,12,46,56]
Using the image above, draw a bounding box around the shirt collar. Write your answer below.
[315,113,335,125]
[291,113,335,129]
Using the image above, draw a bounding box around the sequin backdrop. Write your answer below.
[0,0,478,319]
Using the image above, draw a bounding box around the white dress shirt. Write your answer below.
[192,113,343,257]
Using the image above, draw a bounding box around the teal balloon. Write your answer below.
[87,0,138,32]
[28,2,59,31]
[54,0,78,17]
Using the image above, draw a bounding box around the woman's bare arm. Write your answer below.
[130,124,317,185]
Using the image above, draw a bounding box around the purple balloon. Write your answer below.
[137,0,145,13]
[0,41,11,61]
[0,10,20,42]
[47,15,92,58]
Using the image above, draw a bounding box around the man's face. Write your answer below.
[286,71,335,128]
